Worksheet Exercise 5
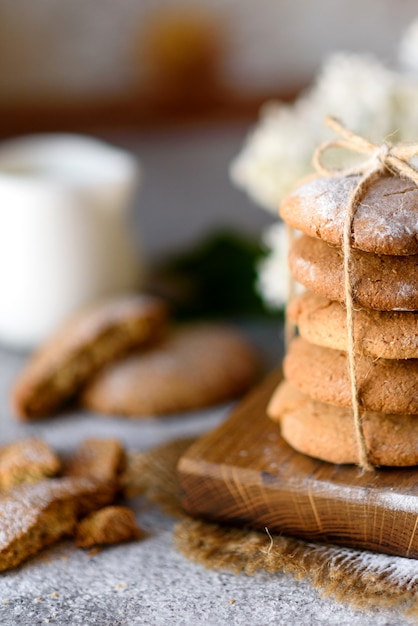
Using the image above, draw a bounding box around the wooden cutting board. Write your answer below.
[178,369,418,559]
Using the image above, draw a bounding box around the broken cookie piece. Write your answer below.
[0,439,60,490]
[0,437,128,571]
[65,438,124,490]
[75,506,143,548]
[0,476,116,572]
[12,294,168,420]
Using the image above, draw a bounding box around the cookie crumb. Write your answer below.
[35,596,42,602]
[229,599,235,605]
[115,582,128,590]
[2,600,8,605]
[50,592,59,598]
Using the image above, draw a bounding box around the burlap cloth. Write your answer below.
[126,437,418,621]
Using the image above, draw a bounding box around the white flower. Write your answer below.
[398,18,418,74]
[231,52,399,212]
[392,77,418,143]
[310,53,396,143]
[256,222,304,310]
[230,100,317,213]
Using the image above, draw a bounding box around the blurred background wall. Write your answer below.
[0,0,417,134]
[1,0,418,290]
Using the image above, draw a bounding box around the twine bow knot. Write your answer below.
[313,115,418,184]
[309,117,418,470]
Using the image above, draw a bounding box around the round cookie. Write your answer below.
[268,381,418,467]
[280,173,418,256]
[287,291,418,359]
[289,234,418,311]
[13,294,168,420]
[284,337,418,415]
[81,323,259,416]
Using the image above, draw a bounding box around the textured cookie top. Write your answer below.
[280,174,418,255]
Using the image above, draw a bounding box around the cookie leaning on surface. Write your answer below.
[289,234,418,311]
[288,291,418,359]
[284,336,418,415]
[280,173,418,256]
[81,323,259,416]
[268,381,418,467]
[12,295,168,420]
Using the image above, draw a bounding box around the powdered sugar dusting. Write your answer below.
[309,541,418,590]
[293,175,357,226]
[283,174,418,254]
[0,476,98,547]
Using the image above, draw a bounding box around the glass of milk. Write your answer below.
[0,134,141,348]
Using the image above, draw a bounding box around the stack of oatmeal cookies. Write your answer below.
[268,173,418,466]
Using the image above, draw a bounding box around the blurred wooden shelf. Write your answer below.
[0,86,302,137]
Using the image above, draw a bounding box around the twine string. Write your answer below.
[310,117,418,470]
